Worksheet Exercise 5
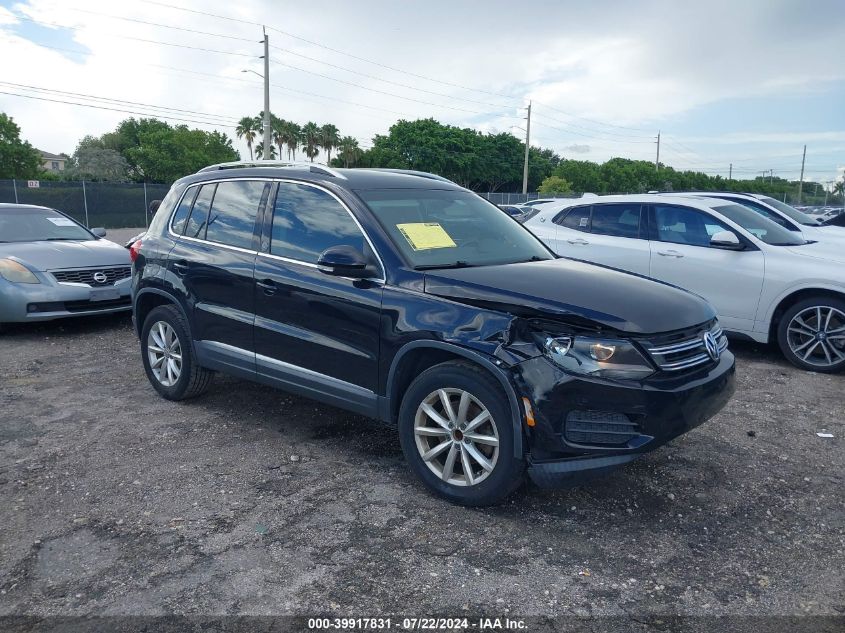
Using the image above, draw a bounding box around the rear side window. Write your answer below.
[185,184,215,239]
[170,187,198,235]
[270,182,365,263]
[590,203,642,238]
[557,206,591,232]
[204,180,267,249]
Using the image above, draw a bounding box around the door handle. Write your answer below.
[256,278,276,295]
[657,250,684,258]
[567,238,589,245]
[171,260,189,275]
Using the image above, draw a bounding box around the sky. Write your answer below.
[0,0,843,187]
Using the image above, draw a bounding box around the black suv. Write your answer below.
[131,162,735,506]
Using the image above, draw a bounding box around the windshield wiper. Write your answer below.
[514,255,548,263]
[414,260,475,270]
[44,237,85,241]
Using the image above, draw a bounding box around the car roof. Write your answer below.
[176,164,467,192]
[0,203,54,213]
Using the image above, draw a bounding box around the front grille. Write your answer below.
[645,322,729,372]
[51,266,131,287]
[564,410,639,446]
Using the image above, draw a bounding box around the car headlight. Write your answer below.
[542,335,655,380]
[0,259,40,284]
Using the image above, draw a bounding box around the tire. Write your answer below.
[140,304,213,400]
[777,296,845,373]
[398,360,525,506]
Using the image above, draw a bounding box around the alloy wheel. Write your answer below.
[786,306,845,368]
[147,321,183,387]
[413,388,499,487]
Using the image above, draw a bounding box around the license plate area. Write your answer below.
[90,287,120,302]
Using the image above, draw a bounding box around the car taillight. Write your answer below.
[129,239,142,263]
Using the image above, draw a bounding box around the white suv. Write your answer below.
[525,194,845,372]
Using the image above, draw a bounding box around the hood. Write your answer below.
[784,240,845,265]
[423,258,715,335]
[0,239,131,271]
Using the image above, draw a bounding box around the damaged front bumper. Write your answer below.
[510,350,736,488]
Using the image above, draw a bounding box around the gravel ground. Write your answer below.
[0,229,843,630]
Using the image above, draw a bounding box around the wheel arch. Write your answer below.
[133,288,190,340]
[385,341,524,458]
[766,285,845,342]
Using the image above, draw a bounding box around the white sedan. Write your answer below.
[525,194,845,372]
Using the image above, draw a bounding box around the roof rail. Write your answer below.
[367,168,457,184]
[196,160,346,179]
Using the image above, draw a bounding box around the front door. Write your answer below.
[252,181,383,415]
[647,203,765,332]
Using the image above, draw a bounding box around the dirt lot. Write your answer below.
[1,230,843,630]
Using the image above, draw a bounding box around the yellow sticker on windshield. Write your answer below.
[396,222,457,251]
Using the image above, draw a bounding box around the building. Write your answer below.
[39,150,68,173]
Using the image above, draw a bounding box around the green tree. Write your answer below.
[254,143,277,159]
[236,116,259,160]
[319,123,340,164]
[271,115,286,160]
[0,113,42,179]
[301,122,321,162]
[537,175,572,194]
[334,136,361,168]
[67,147,129,181]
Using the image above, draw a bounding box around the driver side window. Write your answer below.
[652,205,731,248]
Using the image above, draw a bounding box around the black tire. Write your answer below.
[398,360,525,506]
[140,304,213,400]
[777,296,845,373]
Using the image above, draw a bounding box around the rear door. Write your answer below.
[647,203,765,332]
[252,181,383,415]
[167,179,269,368]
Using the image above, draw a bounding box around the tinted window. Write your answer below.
[727,197,796,231]
[653,205,731,247]
[591,204,641,238]
[170,187,198,235]
[558,206,591,232]
[759,196,818,226]
[357,189,552,268]
[271,183,365,263]
[712,204,805,246]
[185,184,215,239]
[205,180,266,249]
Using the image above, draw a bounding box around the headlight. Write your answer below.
[0,259,40,284]
[542,335,654,380]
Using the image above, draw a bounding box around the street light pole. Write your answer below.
[261,28,272,160]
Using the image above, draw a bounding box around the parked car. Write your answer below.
[498,204,528,218]
[525,195,845,372]
[0,204,131,332]
[662,192,845,242]
[131,164,734,506]
[822,211,845,227]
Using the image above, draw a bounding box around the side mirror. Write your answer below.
[317,245,374,278]
[710,230,743,250]
[91,227,107,238]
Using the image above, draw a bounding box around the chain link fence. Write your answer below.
[0,180,171,229]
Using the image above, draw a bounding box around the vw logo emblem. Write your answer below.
[92,271,108,284]
[703,331,720,361]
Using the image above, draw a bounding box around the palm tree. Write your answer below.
[235,116,258,160]
[271,115,286,160]
[319,123,341,164]
[338,136,360,168]
[254,143,277,159]
[301,122,321,163]
[282,121,301,160]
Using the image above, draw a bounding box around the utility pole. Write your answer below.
[655,131,660,172]
[261,28,271,160]
[728,163,732,181]
[521,101,531,195]
[797,144,806,204]
[770,169,774,184]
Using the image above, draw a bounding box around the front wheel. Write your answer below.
[398,361,525,506]
[777,297,845,373]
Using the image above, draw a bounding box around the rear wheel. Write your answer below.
[141,304,213,399]
[398,361,525,506]
[777,296,845,373]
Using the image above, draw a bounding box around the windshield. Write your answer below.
[758,197,819,226]
[713,204,806,246]
[0,208,94,243]
[357,189,554,268]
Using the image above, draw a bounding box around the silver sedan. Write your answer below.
[0,204,132,331]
